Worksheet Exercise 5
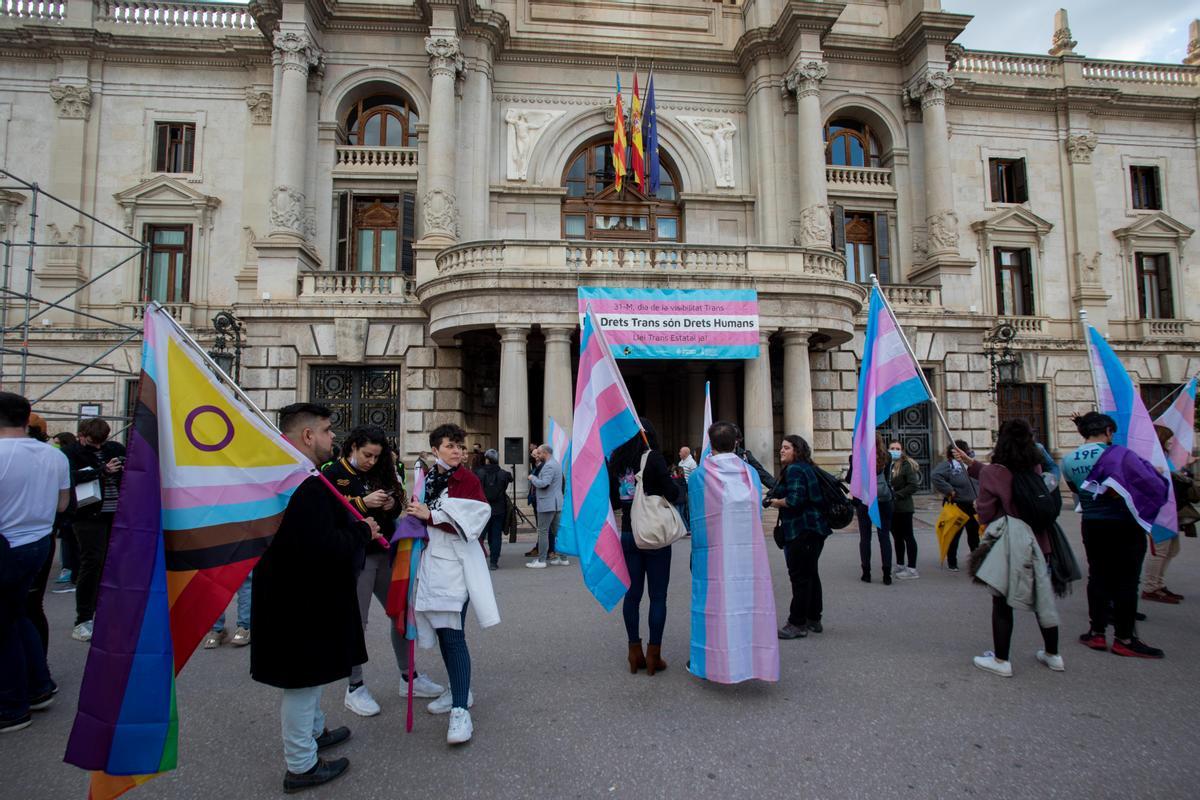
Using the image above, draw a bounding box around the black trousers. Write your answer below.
[891,511,917,568]
[1081,518,1146,641]
[784,534,825,626]
[24,537,55,656]
[946,502,980,569]
[58,520,79,577]
[991,595,1058,661]
[73,515,112,625]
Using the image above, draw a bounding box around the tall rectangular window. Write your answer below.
[989,158,1028,204]
[994,247,1034,316]
[1130,165,1162,210]
[338,193,416,275]
[1135,252,1173,319]
[153,122,196,173]
[834,207,890,284]
[142,225,192,303]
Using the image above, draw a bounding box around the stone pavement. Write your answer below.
[4,505,1200,800]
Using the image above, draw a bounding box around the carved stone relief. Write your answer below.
[1065,133,1098,164]
[48,81,91,120]
[926,210,960,252]
[270,185,305,234]
[797,203,832,248]
[245,90,272,125]
[504,109,564,181]
[422,188,458,238]
[678,116,737,188]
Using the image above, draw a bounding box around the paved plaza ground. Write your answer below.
[4,499,1200,799]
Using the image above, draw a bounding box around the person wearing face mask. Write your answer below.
[888,441,922,579]
[930,439,980,571]
[323,426,445,717]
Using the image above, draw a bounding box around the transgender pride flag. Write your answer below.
[700,380,712,461]
[547,416,569,464]
[1086,324,1177,542]
[1155,377,1196,471]
[851,286,930,526]
[555,305,643,611]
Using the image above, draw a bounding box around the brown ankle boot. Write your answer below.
[645,644,667,676]
[627,642,646,673]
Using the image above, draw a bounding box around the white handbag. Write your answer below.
[75,479,102,508]
[630,452,686,550]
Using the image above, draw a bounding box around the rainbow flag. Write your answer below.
[630,71,646,189]
[63,305,317,799]
[1154,377,1196,471]
[1086,324,1177,542]
[555,305,642,611]
[850,286,930,526]
[687,452,778,684]
[612,73,628,193]
[700,380,712,461]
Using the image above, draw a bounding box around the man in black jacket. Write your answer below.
[250,403,378,793]
[474,449,511,570]
[65,418,125,642]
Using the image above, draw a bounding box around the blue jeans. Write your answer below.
[0,536,55,720]
[280,685,325,773]
[620,530,672,646]
[212,573,252,632]
[855,501,893,578]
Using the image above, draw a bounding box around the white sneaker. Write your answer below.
[402,674,445,699]
[427,689,474,715]
[446,707,473,745]
[973,652,1013,677]
[526,560,547,569]
[906,568,920,579]
[344,685,381,717]
[230,627,251,647]
[549,556,570,566]
[71,621,93,642]
[1036,650,1065,672]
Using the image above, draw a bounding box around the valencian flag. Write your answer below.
[630,71,646,189]
[612,73,628,192]
[642,69,660,195]
[64,304,319,799]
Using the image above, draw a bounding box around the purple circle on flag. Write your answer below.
[185,405,234,452]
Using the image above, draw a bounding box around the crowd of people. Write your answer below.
[2,386,1196,794]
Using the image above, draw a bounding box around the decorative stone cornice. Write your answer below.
[425,35,464,79]
[784,61,828,99]
[273,30,321,75]
[1064,132,1098,164]
[48,80,91,120]
[245,89,271,124]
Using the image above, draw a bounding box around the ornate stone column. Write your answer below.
[499,326,530,494]
[742,331,774,466]
[1063,131,1110,329]
[422,34,463,243]
[542,326,574,445]
[43,78,93,313]
[269,29,321,239]
[784,60,831,249]
[912,70,959,261]
[781,330,815,442]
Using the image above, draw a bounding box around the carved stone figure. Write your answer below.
[798,203,832,248]
[1074,251,1101,282]
[1065,133,1098,164]
[926,210,960,252]
[245,90,272,125]
[422,188,458,238]
[679,116,737,188]
[48,82,91,120]
[504,109,563,181]
[270,185,305,234]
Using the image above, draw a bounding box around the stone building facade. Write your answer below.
[1,0,1198,490]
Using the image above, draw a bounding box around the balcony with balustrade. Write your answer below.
[825,165,895,198]
[333,146,419,179]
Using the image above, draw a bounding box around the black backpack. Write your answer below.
[479,467,509,505]
[815,468,855,531]
[1011,469,1062,531]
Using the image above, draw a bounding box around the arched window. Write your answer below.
[561,137,683,241]
[346,94,419,147]
[824,118,882,168]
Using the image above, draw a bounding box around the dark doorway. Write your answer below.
[310,365,403,452]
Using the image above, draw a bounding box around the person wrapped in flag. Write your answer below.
[249,404,380,792]
[1140,423,1199,604]
[406,422,498,745]
[321,426,446,718]
[687,420,779,684]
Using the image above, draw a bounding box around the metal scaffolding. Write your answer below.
[0,168,147,426]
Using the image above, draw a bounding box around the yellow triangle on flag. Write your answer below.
[166,338,297,468]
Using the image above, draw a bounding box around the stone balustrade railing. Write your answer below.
[1145,319,1186,337]
[1001,316,1046,335]
[953,51,1060,79]
[1082,61,1196,86]
[334,146,419,174]
[1,0,65,20]
[127,301,190,324]
[826,165,894,191]
[435,240,849,281]
[99,0,257,29]
[300,271,413,299]
[883,285,941,308]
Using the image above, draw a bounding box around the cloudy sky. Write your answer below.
[947,0,1198,63]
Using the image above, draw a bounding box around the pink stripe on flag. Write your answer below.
[874,353,922,395]
[705,476,730,682]
[162,471,309,509]
[594,517,630,585]
[580,299,759,316]
[602,330,759,347]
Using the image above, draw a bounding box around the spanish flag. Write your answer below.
[630,72,645,189]
[612,73,628,193]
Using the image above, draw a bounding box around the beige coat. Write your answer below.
[975,515,1059,628]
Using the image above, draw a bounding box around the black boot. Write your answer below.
[284,757,350,794]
